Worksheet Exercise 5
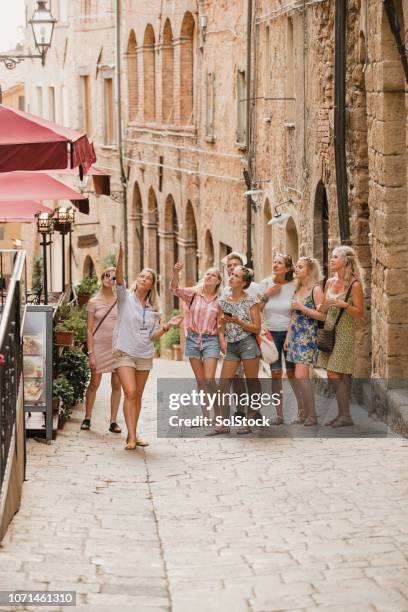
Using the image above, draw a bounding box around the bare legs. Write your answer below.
[293,363,317,425]
[115,367,150,446]
[189,357,218,417]
[84,371,102,419]
[327,371,353,426]
[84,370,122,424]
[110,372,121,423]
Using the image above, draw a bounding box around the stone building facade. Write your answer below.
[14,0,408,383]
[251,0,408,381]
[20,0,123,290]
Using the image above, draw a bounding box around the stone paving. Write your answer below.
[1,358,408,611]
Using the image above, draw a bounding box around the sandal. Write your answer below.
[205,426,230,437]
[331,417,354,428]
[109,422,122,434]
[136,436,149,447]
[290,416,305,425]
[304,417,318,426]
[80,418,91,430]
[271,416,284,426]
[125,440,137,450]
[236,426,251,435]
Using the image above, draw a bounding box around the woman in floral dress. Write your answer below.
[285,257,325,425]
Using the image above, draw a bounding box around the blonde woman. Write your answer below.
[285,257,325,425]
[171,262,223,416]
[81,267,121,433]
[113,243,182,449]
[317,246,364,427]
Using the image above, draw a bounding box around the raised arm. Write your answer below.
[170,262,183,291]
[116,241,124,285]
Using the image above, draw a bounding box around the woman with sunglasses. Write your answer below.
[114,242,182,449]
[81,267,122,433]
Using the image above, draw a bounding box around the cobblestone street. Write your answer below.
[1,358,408,611]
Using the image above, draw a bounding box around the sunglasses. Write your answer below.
[103,273,116,280]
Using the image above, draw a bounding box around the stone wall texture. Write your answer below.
[18,0,408,380]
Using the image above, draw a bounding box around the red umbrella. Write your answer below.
[0,201,53,223]
[0,171,89,214]
[0,104,96,174]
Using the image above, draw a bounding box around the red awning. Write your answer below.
[0,201,53,223]
[0,171,89,214]
[0,105,96,174]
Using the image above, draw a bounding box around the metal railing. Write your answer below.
[0,250,27,494]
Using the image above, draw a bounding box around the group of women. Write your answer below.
[81,242,364,446]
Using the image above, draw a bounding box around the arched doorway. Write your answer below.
[285,216,299,263]
[204,230,214,269]
[145,187,159,288]
[263,199,273,276]
[185,201,198,285]
[313,181,329,283]
[163,194,179,312]
[83,255,95,278]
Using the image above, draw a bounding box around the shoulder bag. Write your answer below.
[316,281,356,354]
[83,299,117,353]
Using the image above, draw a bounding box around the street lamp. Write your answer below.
[268,199,294,226]
[53,206,72,294]
[36,211,53,305]
[0,1,57,70]
[66,207,76,289]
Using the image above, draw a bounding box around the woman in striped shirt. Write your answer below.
[171,262,224,415]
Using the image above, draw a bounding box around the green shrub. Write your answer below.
[63,306,88,344]
[53,375,75,421]
[32,255,43,292]
[76,274,99,296]
[102,254,116,268]
[162,308,181,348]
[57,349,90,403]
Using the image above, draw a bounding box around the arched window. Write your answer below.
[143,25,156,122]
[180,12,195,125]
[127,30,138,121]
[83,255,95,278]
[164,195,179,309]
[285,217,299,263]
[162,19,174,123]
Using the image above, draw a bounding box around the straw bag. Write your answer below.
[256,329,278,364]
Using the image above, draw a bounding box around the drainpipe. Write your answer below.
[245,0,253,268]
[115,0,129,278]
[334,0,351,244]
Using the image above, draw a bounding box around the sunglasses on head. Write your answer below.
[103,272,116,280]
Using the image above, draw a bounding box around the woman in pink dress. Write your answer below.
[81,267,122,432]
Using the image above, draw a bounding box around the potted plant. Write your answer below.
[55,321,75,346]
[57,349,90,405]
[64,306,88,347]
[162,325,181,360]
[76,274,99,306]
[53,374,75,426]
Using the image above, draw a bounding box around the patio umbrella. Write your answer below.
[0,104,96,174]
[0,201,53,223]
[0,171,89,214]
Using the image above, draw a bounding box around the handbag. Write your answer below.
[83,299,117,353]
[316,281,356,354]
[256,329,279,364]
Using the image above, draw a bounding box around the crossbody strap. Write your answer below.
[93,299,117,337]
[333,280,357,328]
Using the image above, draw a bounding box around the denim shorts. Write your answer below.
[268,330,294,372]
[185,331,220,359]
[225,334,261,362]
